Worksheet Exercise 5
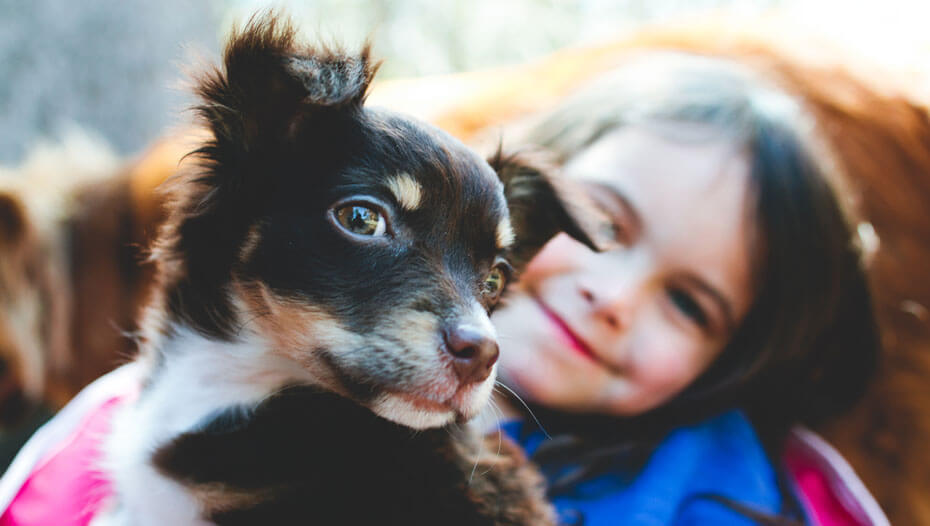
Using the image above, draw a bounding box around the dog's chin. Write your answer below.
[368,370,497,430]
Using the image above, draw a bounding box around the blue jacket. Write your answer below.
[501,410,783,525]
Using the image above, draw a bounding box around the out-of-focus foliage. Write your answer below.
[218,0,782,78]
[2,0,929,164]
[0,0,789,164]
[0,0,218,163]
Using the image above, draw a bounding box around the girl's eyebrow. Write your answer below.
[681,274,736,333]
[585,181,642,233]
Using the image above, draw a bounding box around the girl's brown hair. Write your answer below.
[508,54,879,520]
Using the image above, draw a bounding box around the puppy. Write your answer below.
[95,14,594,526]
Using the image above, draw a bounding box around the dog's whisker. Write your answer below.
[491,400,504,457]
[235,308,273,337]
[468,441,481,484]
[495,381,551,439]
[477,399,506,477]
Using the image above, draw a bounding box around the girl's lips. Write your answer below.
[534,299,599,363]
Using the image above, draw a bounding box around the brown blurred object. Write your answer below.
[0,133,182,425]
[56,137,183,404]
[2,15,928,523]
[0,191,67,426]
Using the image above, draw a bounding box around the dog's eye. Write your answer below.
[481,266,508,301]
[334,205,387,237]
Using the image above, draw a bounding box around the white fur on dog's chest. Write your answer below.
[95,327,315,526]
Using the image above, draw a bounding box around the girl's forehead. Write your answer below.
[564,125,756,319]
[563,125,742,184]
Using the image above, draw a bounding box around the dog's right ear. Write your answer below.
[490,150,603,271]
[195,12,378,155]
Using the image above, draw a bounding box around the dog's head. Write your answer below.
[156,14,595,429]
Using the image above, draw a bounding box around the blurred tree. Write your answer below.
[0,0,218,162]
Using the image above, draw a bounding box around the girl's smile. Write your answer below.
[534,297,603,365]
[494,125,755,416]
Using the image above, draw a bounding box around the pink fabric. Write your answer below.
[786,451,861,526]
[0,394,125,526]
[784,428,887,526]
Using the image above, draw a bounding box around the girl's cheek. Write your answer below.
[522,234,589,283]
[631,328,707,402]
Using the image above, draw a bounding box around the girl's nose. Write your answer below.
[578,281,628,331]
[577,255,649,332]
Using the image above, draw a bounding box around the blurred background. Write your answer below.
[2,0,930,164]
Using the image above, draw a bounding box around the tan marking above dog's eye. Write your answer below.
[385,173,422,211]
[496,216,515,249]
[335,205,387,237]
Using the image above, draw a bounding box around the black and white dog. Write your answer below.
[96,14,594,525]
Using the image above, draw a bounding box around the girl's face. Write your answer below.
[494,126,757,415]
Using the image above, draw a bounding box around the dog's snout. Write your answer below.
[443,325,499,384]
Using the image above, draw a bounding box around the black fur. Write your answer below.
[154,387,553,525]
[490,150,598,270]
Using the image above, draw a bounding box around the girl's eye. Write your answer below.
[667,287,709,328]
[598,221,628,248]
[579,181,636,248]
[481,267,507,301]
[335,205,387,237]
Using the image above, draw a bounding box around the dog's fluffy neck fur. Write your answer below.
[97,321,558,526]
[98,323,308,525]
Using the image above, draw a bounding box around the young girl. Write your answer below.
[484,52,881,525]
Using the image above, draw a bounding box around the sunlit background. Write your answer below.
[1,0,929,163]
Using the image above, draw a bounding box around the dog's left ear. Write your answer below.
[196,12,378,156]
[489,150,601,270]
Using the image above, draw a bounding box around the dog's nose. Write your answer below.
[443,325,499,384]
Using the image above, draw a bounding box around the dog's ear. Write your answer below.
[195,12,378,154]
[489,150,601,270]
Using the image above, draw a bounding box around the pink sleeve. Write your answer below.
[0,365,140,526]
[784,427,890,526]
